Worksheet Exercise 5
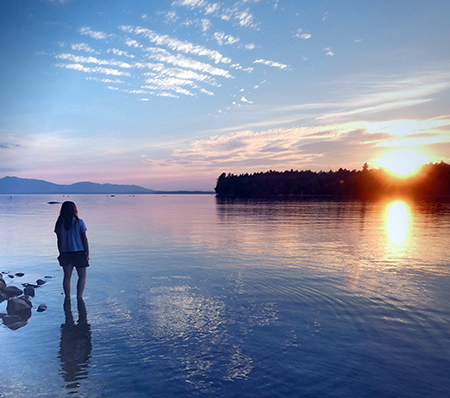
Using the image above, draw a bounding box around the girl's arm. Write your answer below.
[81,232,90,260]
[56,236,62,254]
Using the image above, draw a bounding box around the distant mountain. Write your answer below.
[0,176,156,194]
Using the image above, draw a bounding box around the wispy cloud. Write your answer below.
[144,47,233,78]
[47,0,74,4]
[107,48,135,58]
[55,63,131,76]
[53,20,244,99]
[79,27,108,40]
[294,28,311,40]
[172,0,258,28]
[254,59,288,69]
[56,53,133,68]
[213,32,240,46]
[316,70,450,121]
[163,116,450,174]
[86,77,125,84]
[71,43,96,53]
[121,25,231,64]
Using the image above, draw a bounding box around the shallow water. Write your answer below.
[1,195,449,397]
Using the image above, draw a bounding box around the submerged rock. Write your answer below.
[0,292,7,303]
[3,286,23,298]
[36,279,46,286]
[22,283,39,288]
[7,320,28,330]
[24,286,35,297]
[0,275,6,290]
[37,304,47,312]
[15,273,25,277]
[7,296,33,316]
[2,315,22,326]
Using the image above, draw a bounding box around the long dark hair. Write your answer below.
[56,201,79,231]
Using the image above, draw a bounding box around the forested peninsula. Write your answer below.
[214,162,450,199]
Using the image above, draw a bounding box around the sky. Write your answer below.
[1,0,450,190]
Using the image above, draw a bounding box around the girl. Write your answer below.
[55,201,90,299]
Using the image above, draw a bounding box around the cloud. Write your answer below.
[144,47,233,78]
[315,70,450,121]
[172,0,258,28]
[56,53,133,68]
[161,116,450,174]
[47,0,74,4]
[55,63,131,76]
[230,64,254,73]
[71,43,96,53]
[145,66,220,86]
[79,27,108,40]
[181,18,212,32]
[125,38,142,48]
[0,142,22,149]
[121,25,231,64]
[213,32,240,46]
[86,77,125,84]
[163,11,180,23]
[294,28,311,40]
[107,48,135,58]
[254,59,288,69]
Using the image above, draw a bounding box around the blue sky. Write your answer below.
[1,0,450,190]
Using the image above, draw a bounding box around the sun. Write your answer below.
[379,148,430,176]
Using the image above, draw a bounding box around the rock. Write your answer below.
[0,275,6,290]
[7,274,14,278]
[15,273,25,277]
[3,286,23,298]
[0,291,7,303]
[7,296,33,315]
[37,304,47,312]
[2,315,22,326]
[22,283,39,288]
[44,276,53,279]
[0,312,7,318]
[47,201,60,204]
[7,320,28,330]
[24,286,35,297]
[36,279,46,286]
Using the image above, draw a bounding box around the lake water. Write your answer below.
[1,194,449,397]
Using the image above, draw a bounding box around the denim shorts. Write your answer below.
[58,251,90,268]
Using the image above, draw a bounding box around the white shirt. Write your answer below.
[55,217,87,253]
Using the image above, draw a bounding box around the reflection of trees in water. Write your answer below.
[59,299,92,390]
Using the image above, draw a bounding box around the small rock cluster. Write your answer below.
[0,271,51,330]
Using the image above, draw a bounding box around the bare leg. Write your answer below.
[62,265,74,298]
[76,267,87,299]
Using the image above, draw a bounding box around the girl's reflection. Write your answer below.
[59,298,92,390]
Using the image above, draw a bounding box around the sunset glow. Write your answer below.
[379,148,430,177]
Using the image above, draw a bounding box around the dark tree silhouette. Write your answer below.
[215,162,450,199]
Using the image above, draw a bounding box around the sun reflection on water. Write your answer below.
[386,201,409,246]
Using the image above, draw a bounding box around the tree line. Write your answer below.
[214,162,450,199]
